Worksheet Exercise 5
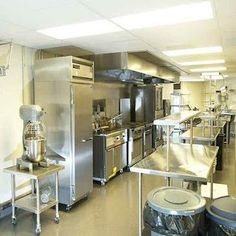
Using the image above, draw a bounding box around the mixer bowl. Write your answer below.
[24,137,46,163]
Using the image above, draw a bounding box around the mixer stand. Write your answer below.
[17,158,49,172]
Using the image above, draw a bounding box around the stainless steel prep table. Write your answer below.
[130,143,218,236]
[4,164,64,235]
[197,120,226,130]
[132,111,219,236]
[131,143,218,182]
[180,127,221,143]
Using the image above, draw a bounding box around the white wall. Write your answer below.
[181,82,205,111]
[0,44,35,204]
[162,82,205,111]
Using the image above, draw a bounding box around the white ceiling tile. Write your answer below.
[73,39,152,54]
[214,0,236,17]
[130,20,221,51]
[79,0,206,18]
[0,0,78,11]
[5,31,67,49]
[0,2,101,30]
[66,31,136,45]
[0,21,30,40]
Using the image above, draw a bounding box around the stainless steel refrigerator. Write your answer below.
[34,56,94,210]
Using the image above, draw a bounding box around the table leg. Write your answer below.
[197,182,201,194]
[138,173,142,236]
[167,177,171,186]
[226,122,229,145]
[54,172,60,224]
[35,179,41,234]
[210,168,214,200]
[11,174,16,224]
[31,179,35,195]
[190,118,193,146]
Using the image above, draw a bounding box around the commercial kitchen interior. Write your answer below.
[0,0,236,235]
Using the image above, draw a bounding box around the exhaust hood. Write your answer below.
[91,51,180,84]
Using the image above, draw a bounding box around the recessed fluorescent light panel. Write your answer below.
[202,72,220,76]
[112,1,213,29]
[163,46,223,57]
[179,59,225,66]
[191,66,227,72]
[37,20,122,39]
[202,75,224,80]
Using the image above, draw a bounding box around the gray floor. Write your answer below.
[0,140,235,236]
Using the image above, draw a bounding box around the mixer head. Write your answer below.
[19,105,44,123]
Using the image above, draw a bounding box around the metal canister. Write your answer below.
[144,187,206,236]
[24,121,46,163]
[24,137,46,163]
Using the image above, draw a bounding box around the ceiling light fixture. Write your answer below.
[163,46,223,57]
[191,66,227,72]
[202,75,224,80]
[112,1,213,30]
[37,20,122,39]
[179,59,225,66]
[201,72,220,76]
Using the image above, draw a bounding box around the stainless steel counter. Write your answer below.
[4,164,64,180]
[197,120,226,129]
[131,143,218,236]
[221,109,236,116]
[154,111,200,126]
[180,127,221,142]
[130,143,218,182]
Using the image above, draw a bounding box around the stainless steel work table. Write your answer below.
[130,143,218,236]
[197,120,226,129]
[180,126,221,143]
[131,143,218,182]
[4,164,64,235]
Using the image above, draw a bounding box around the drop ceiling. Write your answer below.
[0,0,236,78]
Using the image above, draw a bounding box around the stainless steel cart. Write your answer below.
[4,164,64,235]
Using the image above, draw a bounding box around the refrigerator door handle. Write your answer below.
[82,137,93,143]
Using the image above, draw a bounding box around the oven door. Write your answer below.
[132,136,143,165]
[144,129,153,157]
[153,125,163,149]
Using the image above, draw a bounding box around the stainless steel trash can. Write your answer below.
[144,187,206,236]
[206,196,236,235]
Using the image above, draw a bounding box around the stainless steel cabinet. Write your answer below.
[105,148,114,180]
[34,56,94,210]
[114,145,122,171]
[73,84,93,199]
[93,129,128,185]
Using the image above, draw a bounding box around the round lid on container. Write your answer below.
[207,196,236,228]
[147,187,206,216]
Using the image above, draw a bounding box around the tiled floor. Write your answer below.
[0,140,235,236]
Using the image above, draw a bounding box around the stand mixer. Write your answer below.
[17,105,48,171]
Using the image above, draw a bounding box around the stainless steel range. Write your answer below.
[93,129,128,185]
[127,124,144,167]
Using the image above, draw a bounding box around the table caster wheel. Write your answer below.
[120,169,123,174]
[66,205,72,212]
[11,217,16,225]
[54,217,60,224]
[101,181,106,186]
[35,227,41,235]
